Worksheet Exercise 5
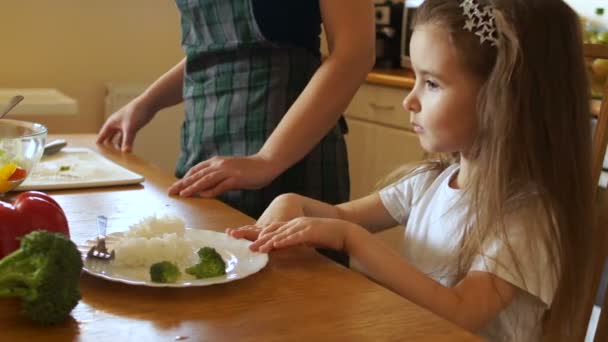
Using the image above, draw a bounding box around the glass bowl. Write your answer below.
[0,119,47,193]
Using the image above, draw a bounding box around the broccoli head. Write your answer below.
[197,246,220,260]
[149,261,182,283]
[185,247,226,279]
[0,230,83,325]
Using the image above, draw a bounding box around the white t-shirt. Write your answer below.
[379,164,558,342]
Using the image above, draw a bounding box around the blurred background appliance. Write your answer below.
[400,0,423,68]
[374,0,404,68]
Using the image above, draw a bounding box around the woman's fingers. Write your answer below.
[96,127,111,144]
[121,129,135,153]
[197,177,237,198]
[169,168,220,196]
[183,159,212,179]
[97,125,119,146]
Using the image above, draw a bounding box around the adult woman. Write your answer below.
[98,0,375,218]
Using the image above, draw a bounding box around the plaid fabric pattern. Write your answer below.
[175,0,349,218]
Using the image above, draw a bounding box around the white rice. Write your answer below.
[113,214,194,268]
[124,214,187,239]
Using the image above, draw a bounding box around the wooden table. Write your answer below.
[0,134,478,341]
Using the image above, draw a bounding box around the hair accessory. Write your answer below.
[460,0,499,47]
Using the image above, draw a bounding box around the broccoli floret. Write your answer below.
[185,247,226,279]
[196,246,221,260]
[0,230,83,325]
[149,261,182,283]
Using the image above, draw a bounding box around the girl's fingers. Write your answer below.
[272,230,308,249]
[226,225,261,241]
[257,222,303,252]
[249,223,287,251]
[256,222,287,239]
[249,232,276,251]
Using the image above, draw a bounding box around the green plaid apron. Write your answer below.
[175,0,349,218]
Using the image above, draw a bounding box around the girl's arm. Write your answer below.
[256,0,375,176]
[253,218,517,333]
[344,226,516,332]
[256,193,399,233]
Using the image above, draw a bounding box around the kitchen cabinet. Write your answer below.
[344,83,425,199]
[344,83,426,251]
[345,119,424,198]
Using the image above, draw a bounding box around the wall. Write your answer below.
[0,1,183,134]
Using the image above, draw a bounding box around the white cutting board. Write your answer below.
[17,147,145,191]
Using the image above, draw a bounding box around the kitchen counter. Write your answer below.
[366,66,415,89]
[0,89,77,116]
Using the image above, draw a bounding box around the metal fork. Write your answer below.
[87,215,115,260]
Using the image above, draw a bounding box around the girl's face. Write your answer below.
[403,24,483,156]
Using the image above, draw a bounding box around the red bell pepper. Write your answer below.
[0,191,70,258]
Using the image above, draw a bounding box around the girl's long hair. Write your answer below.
[390,0,594,339]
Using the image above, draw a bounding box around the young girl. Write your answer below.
[228,0,594,340]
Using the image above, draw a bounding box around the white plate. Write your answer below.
[81,229,268,287]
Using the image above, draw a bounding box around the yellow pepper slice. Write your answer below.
[0,163,18,193]
[0,163,17,181]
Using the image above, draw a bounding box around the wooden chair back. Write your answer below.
[583,43,608,342]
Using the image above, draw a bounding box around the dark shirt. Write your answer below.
[251,0,322,56]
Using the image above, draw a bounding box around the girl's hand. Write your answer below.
[96,98,155,153]
[249,217,353,253]
[226,194,311,242]
[226,224,263,241]
[257,194,305,226]
[168,154,281,198]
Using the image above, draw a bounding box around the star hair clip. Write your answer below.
[460,0,499,47]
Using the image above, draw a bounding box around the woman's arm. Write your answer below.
[136,58,185,113]
[97,58,186,151]
[169,1,375,197]
[257,0,375,176]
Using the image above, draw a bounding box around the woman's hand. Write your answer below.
[96,98,156,152]
[248,217,354,253]
[168,154,281,198]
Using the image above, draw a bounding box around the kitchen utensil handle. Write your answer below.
[97,215,108,238]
